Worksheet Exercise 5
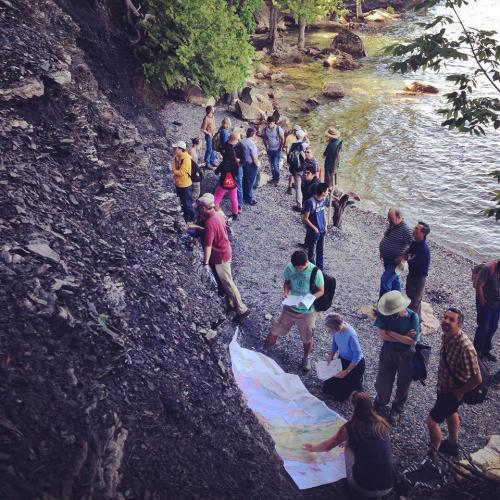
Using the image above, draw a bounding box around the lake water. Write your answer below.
[278,0,500,261]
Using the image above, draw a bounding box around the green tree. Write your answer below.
[387,0,500,219]
[229,0,263,33]
[285,0,343,48]
[140,0,253,98]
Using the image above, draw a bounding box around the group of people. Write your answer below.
[169,108,499,498]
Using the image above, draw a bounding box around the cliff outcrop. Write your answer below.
[0,1,298,498]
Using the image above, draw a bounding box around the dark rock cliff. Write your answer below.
[0,1,299,498]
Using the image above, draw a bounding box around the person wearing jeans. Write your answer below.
[171,140,195,222]
[262,116,284,185]
[474,259,500,361]
[240,127,260,205]
[214,134,240,218]
[303,183,328,270]
[378,208,412,297]
[200,105,216,165]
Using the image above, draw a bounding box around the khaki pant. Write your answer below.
[270,306,317,343]
[214,261,247,315]
[406,274,426,319]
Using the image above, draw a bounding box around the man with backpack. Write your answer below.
[473,259,500,361]
[303,183,328,271]
[427,308,482,457]
[262,116,284,186]
[263,251,325,371]
[287,129,308,212]
[374,290,420,425]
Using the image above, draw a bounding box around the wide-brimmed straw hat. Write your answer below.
[194,193,215,209]
[325,127,339,139]
[377,291,411,316]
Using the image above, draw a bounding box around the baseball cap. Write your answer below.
[295,129,305,139]
[172,140,187,150]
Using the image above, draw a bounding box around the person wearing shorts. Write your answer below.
[263,251,324,371]
[427,308,481,457]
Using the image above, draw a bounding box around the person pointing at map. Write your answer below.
[263,251,324,371]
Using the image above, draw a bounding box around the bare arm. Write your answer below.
[313,284,324,299]
[452,371,482,401]
[303,425,348,452]
[283,280,291,298]
[203,246,212,267]
[303,210,319,233]
[386,329,416,346]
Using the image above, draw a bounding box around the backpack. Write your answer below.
[471,261,496,289]
[188,160,204,183]
[412,343,432,385]
[443,348,490,405]
[287,142,306,173]
[213,128,223,153]
[222,171,237,190]
[309,266,336,312]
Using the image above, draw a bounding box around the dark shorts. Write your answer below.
[429,392,462,423]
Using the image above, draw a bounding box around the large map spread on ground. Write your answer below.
[230,334,346,489]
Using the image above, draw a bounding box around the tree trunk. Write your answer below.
[298,16,306,49]
[355,0,363,19]
[268,1,278,53]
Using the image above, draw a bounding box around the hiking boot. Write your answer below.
[439,439,459,457]
[301,356,311,371]
[374,403,389,419]
[232,309,250,324]
[389,411,401,426]
[286,187,292,195]
[481,351,497,362]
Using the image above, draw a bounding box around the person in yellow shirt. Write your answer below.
[171,140,195,222]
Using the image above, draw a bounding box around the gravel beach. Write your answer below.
[162,101,500,498]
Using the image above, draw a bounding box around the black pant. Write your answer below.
[323,357,365,402]
[175,186,195,222]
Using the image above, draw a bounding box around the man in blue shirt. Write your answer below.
[374,290,420,425]
[405,221,431,319]
[240,127,260,206]
[303,183,328,270]
[262,116,284,185]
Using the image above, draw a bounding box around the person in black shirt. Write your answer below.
[405,221,431,319]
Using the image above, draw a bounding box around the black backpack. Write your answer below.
[189,160,204,183]
[443,348,490,405]
[412,343,432,385]
[287,142,306,173]
[309,266,336,312]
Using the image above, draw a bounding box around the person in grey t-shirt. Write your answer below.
[378,208,412,297]
[262,116,284,185]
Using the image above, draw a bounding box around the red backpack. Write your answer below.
[471,261,496,289]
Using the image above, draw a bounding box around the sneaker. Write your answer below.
[482,351,497,362]
[232,309,250,324]
[439,439,459,457]
[248,200,257,206]
[301,356,311,371]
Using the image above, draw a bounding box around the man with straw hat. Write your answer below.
[374,290,420,425]
[323,127,342,190]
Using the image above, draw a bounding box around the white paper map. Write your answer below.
[316,359,342,381]
[282,293,316,309]
[229,332,346,490]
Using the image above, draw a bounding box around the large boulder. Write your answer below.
[235,99,266,123]
[364,9,399,23]
[182,84,216,107]
[331,29,366,59]
[323,50,361,71]
[403,81,439,94]
[239,87,274,115]
[322,82,345,99]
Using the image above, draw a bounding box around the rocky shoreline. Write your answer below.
[162,100,500,498]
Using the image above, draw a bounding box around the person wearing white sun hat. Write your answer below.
[373,290,420,425]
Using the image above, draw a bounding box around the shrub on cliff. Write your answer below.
[140,0,254,97]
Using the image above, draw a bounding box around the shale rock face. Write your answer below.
[0,1,299,499]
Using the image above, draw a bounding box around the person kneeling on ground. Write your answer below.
[303,183,328,271]
[195,193,249,323]
[263,251,324,371]
[323,314,365,401]
[427,307,481,457]
[303,392,394,498]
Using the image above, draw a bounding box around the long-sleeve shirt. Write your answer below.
[331,323,363,364]
[407,240,431,277]
[171,151,192,188]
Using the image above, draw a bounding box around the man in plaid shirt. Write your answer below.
[427,308,482,457]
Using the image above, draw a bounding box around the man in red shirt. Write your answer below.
[195,194,249,322]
